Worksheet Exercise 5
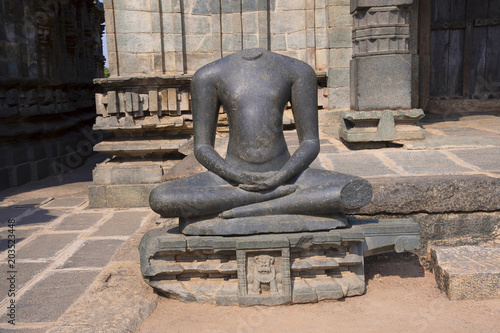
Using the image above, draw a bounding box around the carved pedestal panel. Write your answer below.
[139,218,420,306]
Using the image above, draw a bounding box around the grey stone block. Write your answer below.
[114,10,152,34]
[328,68,350,87]
[192,0,211,15]
[355,174,500,215]
[412,212,500,253]
[17,233,79,260]
[432,246,500,300]
[43,197,87,208]
[0,271,99,323]
[15,209,69,227]
[92,210,151,237]
[449,148,500,172]
[270,11,306,33]
[328,26,352,48]
[0,262,49,303]
[351,54,413,110]
[88,185,107,208]
[61,239,125,268]
[53,212,106,231]
[382,150,475,174]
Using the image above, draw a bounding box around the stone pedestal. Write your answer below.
[344,0,425,142]
[339,109,425,142]
[139,218,420,305]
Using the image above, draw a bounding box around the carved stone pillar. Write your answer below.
[340,0,425,142]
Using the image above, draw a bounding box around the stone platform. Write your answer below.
[431,245,500,300]
[139,218,420,306]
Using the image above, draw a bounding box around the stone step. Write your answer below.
[431,245,500,300]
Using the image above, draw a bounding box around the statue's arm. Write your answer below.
[191,69,249,184]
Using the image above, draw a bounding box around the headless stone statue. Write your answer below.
[149,48,372,235]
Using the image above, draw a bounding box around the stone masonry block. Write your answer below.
[329,0,350,6]
[351,54,412,110]
[329,5,352,26]
[328,87,350,109]
[184,16,211,34]
[242,12,258,33]
[328,68,350,87]
[116,33,158,53]
[287,30,306,49]
[328,26,352,48]
[432,246,500,300]
[114,0,151,11]
[270,11,306,33]
[118,52,154,75]
[114,10,152,33]
[161,13,183,34]
[277,0,306,10]
[329,48,352,68]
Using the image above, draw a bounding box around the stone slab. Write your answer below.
[180,214,348,236]
[449,148,500,172]
[42,197,87,208]
[53,212,107,231]
[88,184,156,208]
[15,209,69,227]
[382,150,475,174]
[92,210,151,237]
[47,262,158,333]
[0,228,40,252]
[61,239,125,269]
[17,233,79,260]
[354,174,500,215]
[0,271,99,323]
[322,153,397,177]
[431,246,500,300]
[13,197,53,208]
[0,262,49,303]
[0,207,32,227]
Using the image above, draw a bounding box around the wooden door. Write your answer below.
[430,0,500,100]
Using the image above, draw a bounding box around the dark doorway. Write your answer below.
[420,0,500,113]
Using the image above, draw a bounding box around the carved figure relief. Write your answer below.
[247,255,282,295]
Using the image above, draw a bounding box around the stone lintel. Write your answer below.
[339,109,425,142]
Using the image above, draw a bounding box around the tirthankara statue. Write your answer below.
[140,49,420,305]
[149,48,372,233]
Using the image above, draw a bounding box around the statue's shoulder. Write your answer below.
[192,57,229,84]
[273,52,316,80]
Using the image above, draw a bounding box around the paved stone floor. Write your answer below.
[0,113,499,331]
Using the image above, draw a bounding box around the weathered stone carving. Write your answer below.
[0,0,104,190]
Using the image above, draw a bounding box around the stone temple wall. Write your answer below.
[0,0,105,190]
